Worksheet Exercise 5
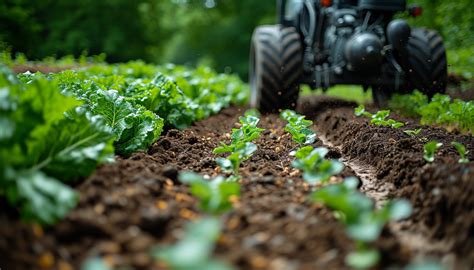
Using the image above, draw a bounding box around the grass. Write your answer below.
[302,85,373,104]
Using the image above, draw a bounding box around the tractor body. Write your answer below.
[250,0,448,111]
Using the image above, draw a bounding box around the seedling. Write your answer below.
[403,128,422,137]
[153,217,234,270]
[451,142,469,164]
[291,146,344,185]
[213,114,264,175]
[311,177,412,269]
[179,172,240,214]
[423,141,443,162]
[355,105,405,129]
[280,110,316,145]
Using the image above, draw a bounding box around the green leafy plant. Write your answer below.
[355,105,405,129]
[390,91,474,135]
[311,177,412,269]
[213,114,264,175]
[291,146,344,185]
[451,142,469,164]
[424,141,443,162]
[179,172,240,214]
[280,110,316,145]
[0,72,115,225]
[153,217,234,270]
[403,128,422,137]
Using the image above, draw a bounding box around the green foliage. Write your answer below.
[390,91,474,135]
[403,129,422,137]
[355,105,405,129]
[423,141,443,162]
[213,114,264,175]
[291,146,344,185]
[0,69,114,225]
[0,62,247,225]
[312,177,412,269]
[153,217,234,270]
[451,142,469,164]
[179,172,240,214]
[280,110,317,145]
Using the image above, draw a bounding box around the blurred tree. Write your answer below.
[0,0,472,78]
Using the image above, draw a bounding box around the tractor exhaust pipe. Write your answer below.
[386,19,411,52]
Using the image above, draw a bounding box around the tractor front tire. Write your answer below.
[249,25,303,113]
[405,28,448,97]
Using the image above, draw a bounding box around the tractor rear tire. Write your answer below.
[249,25,303,113]
[405,28,448,97]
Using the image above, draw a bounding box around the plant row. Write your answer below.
[354,106,470,164]
[0,62,248,225]
[280,110,413,269]
[153,111,264,269]
[389,91,474,135]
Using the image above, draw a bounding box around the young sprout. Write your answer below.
[291,146,344,185]
[213,114,264,175]
[403,128,422,137]
[423,141,443,162]
[280,110,317,145]
[451,142,469,164]
[355,105,405,129]
[153,217,235,270]
[311,177,412,269]
[179,172,240,214]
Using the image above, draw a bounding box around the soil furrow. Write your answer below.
[299,96,474,269]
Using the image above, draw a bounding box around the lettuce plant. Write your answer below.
[179,172,240,214]
[311,177,412,269]
[424,141,443,162]
[355,105,405,128]
[213,114,264,175]
[153,217,234,270]
[291,146,344,185]
[280,110,316,145]
[451,142,469,163]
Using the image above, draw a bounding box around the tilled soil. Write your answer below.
[1,96,473,270]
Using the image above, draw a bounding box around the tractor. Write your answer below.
[249,0,447,111]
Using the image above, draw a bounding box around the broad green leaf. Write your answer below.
[28,109,115,181]
[345,249,380,269]
[423,141,443,162]
[4,169,78,225]
[153,217,234,270]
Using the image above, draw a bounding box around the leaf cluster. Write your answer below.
[153,217,234,270]
[291,146,344,185]
[311,177,412,269]
[213,114,264,175]
[179,172,240,214]
[280,110,316,145]
[0,68,115,225]
[451,142,469,164]
[355,105,405,128]
[390,91,474,135]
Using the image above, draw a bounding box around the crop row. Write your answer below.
[389,91,474,135]
[0,62,247,225]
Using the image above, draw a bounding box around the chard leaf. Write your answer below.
[27,109,115,181]
[86,89,163,156]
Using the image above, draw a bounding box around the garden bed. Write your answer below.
[1,94,473,270]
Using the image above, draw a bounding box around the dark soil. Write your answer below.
[1,96,473,270]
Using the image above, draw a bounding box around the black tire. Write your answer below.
[249,25,303,113]
[405,28,448,97]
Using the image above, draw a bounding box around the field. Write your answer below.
[0,62,473,270]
